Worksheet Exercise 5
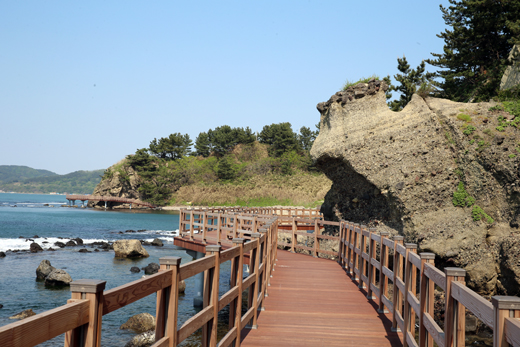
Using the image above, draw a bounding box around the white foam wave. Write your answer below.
[0,237,109,252]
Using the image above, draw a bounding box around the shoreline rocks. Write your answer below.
[36,260,56,280]
[113,240,149,258]
[44,269,72,287]
[9,309,36,320]
[120,313,155,333]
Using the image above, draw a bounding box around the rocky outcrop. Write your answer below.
[151,238,163,247]
[36,260,56,280]
[30,242,43,253]
[88,160,143,209]
[311,79,520,296]
[113,240,149,258]
[142,263,159,275]
[124,331,155,347]
[120,313,155,333]
[45,269,72,287]
[500,45,520,91]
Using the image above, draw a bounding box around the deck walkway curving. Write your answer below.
[241,250,402,347]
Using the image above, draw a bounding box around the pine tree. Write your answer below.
[389,56,433,111]
[194,132,211,157]
[426,0,520,102]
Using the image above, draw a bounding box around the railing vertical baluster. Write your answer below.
[203,245,221,347]
[313,219,319,257]
[346,222,353,275]
[233,238,245,347]
[403,243,417,347]
[217,213,222,244]
[291,216,296,253]
[444,268,466,347]
[392,235,404,332]
[66,279,106,347]
[492,296,520,347]
[367,228,376,299]
[419,253,435,347]
[249,233,262,329]
[378,232,390,313]
[358,225,367,289]
[202,210,208,244]
[189,209,194,241]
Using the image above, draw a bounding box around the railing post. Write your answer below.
[492,296,520,347]
[367,228,377,299]
[392,235,404,332]
[313,219,319,257]
[202,210,208,244]
[189,209,194,241]
[217,213,222,244]
[156,256,181,347]
[258,228,268,305]
[403,243,417,347]
[346,222,353,276]
[444,267,466,347]
[338,221,344,267]
[378,231,390,313]
[358,225,367,289]
[66,279,106,347]
[233,213,238,239]
[419,253,435,347]
[352,223,360,281]
[203,245,221,347]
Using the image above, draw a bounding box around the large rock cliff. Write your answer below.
[311,80,520,296]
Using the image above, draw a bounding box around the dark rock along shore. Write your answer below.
[311,79,520,296]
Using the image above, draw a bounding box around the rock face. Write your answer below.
[500,45,520,91]
[311,80,520,296]
[120,313,155,333]
[36,260,56,280]
[113,240,149,258]
[124,330,155,347]
[88,160,143,209]
[44,269,72,287]
[9,309,36,320]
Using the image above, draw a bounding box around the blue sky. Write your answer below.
[1,1,450,174]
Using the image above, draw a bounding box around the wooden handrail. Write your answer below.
[0,216,278,347]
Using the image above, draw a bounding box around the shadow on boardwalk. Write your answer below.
[241,250,402,347]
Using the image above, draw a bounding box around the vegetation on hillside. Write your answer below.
[0,168,104,194]
[107,122,326,207]
[0,165,57,184]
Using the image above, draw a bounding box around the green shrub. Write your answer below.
[342,75,380,90]
[483,128,493,136]
[452,182,475,207]
[457,113,472,122]
[463,125,476,135]
[472,205,494,223]
[509,154,516,158]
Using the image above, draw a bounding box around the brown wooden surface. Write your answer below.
[240,250,402,347]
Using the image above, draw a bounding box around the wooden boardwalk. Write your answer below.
[241,250,403,347]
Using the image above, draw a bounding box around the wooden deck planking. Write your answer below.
[240,250,402,347]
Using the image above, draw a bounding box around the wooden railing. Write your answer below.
[338,222,520,347]
[0,219,279,347]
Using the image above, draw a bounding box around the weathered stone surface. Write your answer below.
[151,238,163,247]
[54,241,66,248]
[311,82,520,296]
[120,313,155,333]
[500,44,520,90]
[113,240,149,258]
[142,263,159,275]
[124,330,155,347]
[65,240,77,247]
[36,260,56,280]
[44,269,72,287]
[9,309,36,320]
[130,266,141,273]
[30,243,43,253]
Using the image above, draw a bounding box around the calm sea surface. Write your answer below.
[0,193,229,346]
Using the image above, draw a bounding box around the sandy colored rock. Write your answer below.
[311,80,520,295]
[120,313,155,333]
[44,269,72,287]
[113,239,149,258]
[9,309,36,320]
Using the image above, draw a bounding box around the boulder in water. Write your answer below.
[54,241,66,248]
[9,309,36,320]
[120,312,155,333]
[73,237,84,245]
[130,267,141,273]
[0,252,6,258]
[151,238,163,247]
[124,330,155,347]
[36,260,56,280]
[45,269,72,287]
[142,263,159,275]
[30,243,43,253]
[178,280,186,294]
[113,240,149,258]
[65,240,77,247]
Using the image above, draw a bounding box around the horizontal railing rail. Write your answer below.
[0,217,279,347]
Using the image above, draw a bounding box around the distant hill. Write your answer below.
[0,165,57,183]
[0,166,104,194]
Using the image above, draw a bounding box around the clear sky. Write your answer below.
[1,1,451,175]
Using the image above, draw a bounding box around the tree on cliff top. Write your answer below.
[389,56,434,111]
[426,0,520,102]
[149,133,192,160]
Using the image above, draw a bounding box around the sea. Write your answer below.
[0,193,230,346]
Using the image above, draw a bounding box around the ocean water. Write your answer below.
[0,193,230,346]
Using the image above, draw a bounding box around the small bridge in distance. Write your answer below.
[65,195,155,209]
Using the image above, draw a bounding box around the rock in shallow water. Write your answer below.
[113,239,149,258]
[30,242,43,253]
[36,260,55,280]
[9,309,36,320]
[142,263,159,275]
[120,313,155,333]
[124,330,155,347]
[45,269,72,287]
[130,267,140,273]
